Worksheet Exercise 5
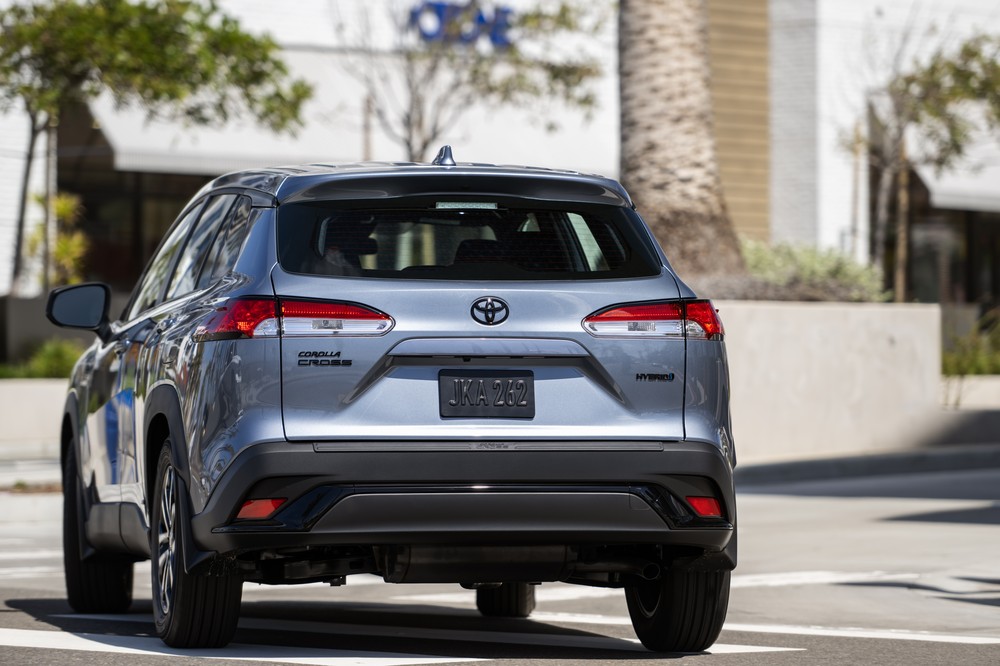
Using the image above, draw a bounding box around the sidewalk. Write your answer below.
[735,441,1000,487]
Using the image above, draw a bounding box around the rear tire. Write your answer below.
[151,444,242,648]
[625,569,730,652]
[63,447,133,613]
[476,582,536,618]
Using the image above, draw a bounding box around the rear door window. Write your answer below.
[124,200,205,320]
[166,194,237,300]
[277,200,657,280]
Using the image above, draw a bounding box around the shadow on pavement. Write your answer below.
[4,596,670,661]
[839,578,1000,612]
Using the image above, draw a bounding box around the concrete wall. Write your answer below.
[0,301,960,466]
[719,301,942,464]
[0,378,66,461]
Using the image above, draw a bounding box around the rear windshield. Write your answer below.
[277,200,660,280]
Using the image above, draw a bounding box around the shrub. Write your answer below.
[943,310,1000,376]
[0,338,85,379]
[690,240,889,302]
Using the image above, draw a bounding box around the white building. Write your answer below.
[0,0,998,301]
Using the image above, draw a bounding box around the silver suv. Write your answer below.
[47,147,736,653]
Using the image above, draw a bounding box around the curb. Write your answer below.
[735,442,1000,487]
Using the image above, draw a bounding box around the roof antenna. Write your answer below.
[432,145,456,166]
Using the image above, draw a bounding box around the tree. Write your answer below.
[618,0,743,277]
[863,32,1000,301]
[0,0,313,293]
[341,0,603,162]
[27,191,87,288]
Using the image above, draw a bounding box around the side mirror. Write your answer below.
[46,283,112,341]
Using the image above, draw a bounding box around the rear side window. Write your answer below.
[196,196,252,290]
[277,200,658,280]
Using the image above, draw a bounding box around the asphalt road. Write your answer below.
[0,467,998,665]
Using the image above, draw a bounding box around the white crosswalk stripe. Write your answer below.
[60,613,802,655]
[0,627,479,665]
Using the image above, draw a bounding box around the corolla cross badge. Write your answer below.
[471,297,509,326]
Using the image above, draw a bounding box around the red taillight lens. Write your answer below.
[684,301,724,340]
[686,496,723,518]
[196,298,279,341]
[196,297,394,341]
[582,300,723,339]
[280,299,393,336]
[236,498,287,520]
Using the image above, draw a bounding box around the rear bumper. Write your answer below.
[190,440,736,563]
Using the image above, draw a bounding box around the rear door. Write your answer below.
[272,198,689,442]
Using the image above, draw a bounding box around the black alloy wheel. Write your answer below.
[151,444,242,648]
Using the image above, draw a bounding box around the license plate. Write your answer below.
[439,370,535,418]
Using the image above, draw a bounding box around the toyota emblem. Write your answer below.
[471,297,509,326]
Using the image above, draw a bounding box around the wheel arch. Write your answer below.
[143,383,216,575]
[143,383,191,501]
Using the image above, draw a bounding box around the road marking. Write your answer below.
[0,565,60,579]
[0,627,479,665]
[724,623,1000,644]
[244,574,385,592]
[397,586,618,604]
[59,613,801,655]
[732,571,920,588]
[530,611,632,626]
[0,548,61,561]
[704,644,803,654]
[398,571,922,604]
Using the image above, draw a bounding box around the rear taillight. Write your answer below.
[196,297,393,340]
[582,299,723,340]
[196,298,279,341]
[281,299,393,337]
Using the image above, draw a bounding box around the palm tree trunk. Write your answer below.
[619,0,743,276]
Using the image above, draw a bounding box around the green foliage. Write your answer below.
[27,191,88,286]
[693,240,888,302]
[0,0,312,131]
[895,34,1000,172]
[943,311,1000,376]
[0,338,84,378]
[742,240,888,302]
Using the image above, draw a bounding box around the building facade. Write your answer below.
[0,0,997,303]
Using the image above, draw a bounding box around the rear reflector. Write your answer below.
[582,300,723,339]
[281,299,393,337]
[686,496,723,518]
[236,498,287,520]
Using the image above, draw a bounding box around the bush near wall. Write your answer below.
[943,310,1000,376]
[0,339,83,378]
[691,240,889,303]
